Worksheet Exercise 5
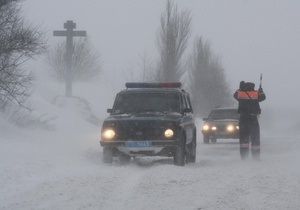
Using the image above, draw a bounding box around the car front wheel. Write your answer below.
[119,153,131,164]
[187,130,196,163]
[203,135,209,144]
[103,147,113,163]
[174,134,186,166]
[186,139,196,163]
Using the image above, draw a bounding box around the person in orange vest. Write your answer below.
[234,81,266,160]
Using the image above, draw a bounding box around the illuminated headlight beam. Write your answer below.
[202,125,209,131]
[164,129,174,138]
[102,129,115,140]
[227,125,234,132]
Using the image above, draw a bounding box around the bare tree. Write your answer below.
[156,0,191,82]
[188,37,233,117]
[124,51,157,83]
[135,52,156,82]
[46,37,101,82]
[0,0,45,110]
[139,52,155,82]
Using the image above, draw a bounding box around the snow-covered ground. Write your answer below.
[1,79,300,210]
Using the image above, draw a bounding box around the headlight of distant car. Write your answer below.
[227,125,235,132]
[202,124,210,131]
[164,129,174,138]
[202,124,217,131]
[102,129,115,140]
[228,124,239,131]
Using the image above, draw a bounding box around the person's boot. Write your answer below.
[240,147,249,160]
[251,149,261,161]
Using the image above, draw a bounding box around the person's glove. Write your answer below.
[258,88,263,92]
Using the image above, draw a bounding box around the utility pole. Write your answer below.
[53,20,86,97]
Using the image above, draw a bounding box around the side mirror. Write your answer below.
[107,108,112,113]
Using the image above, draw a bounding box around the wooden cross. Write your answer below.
[53,20,86,97]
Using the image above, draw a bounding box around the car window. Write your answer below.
[185,94,192,111]
[181,94,187,110]
[208,109,238,120]
[113,92,181,114]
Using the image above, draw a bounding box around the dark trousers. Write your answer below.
[239,114,260,160]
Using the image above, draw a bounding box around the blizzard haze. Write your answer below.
[1,1,300,210]
[1,79,300,209]
[22,0,300,110]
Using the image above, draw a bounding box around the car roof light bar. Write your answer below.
[125,82,182,88]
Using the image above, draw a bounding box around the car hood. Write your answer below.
[103,112,183,124]
[204,119,239,123]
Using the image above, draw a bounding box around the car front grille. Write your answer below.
[113,121,174,140]
[216,124,227,132]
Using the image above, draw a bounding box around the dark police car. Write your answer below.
[100,83,196,166]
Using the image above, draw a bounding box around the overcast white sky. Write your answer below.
[22,0,300,110]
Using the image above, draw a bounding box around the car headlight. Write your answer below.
[236,125,239,130]
[202,124,217,131]
[202,125,210,131]
[164,129,174,138]
[102,129,115,140]
[227,125,234,132]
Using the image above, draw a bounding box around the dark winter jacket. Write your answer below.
[233,82,266,115]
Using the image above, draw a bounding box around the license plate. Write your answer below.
[125,141,152,147]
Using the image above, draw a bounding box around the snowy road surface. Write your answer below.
[1,115,300,210]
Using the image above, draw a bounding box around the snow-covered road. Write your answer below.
[1,115,300,210]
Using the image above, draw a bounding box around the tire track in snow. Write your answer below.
[101,165,150,210]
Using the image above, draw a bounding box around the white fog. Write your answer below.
[1,0,300,209]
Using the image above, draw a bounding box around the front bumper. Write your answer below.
[202,131,239,139]
[100,139,179,147]
[100,139,180,157]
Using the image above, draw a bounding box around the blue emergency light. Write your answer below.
[125,82,182,88]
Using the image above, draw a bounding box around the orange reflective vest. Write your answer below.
[236,91,259,100]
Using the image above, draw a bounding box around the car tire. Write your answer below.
[103,147,113,163]
[174,134,186,166]
[186,140,196,163]
[186,130,196,163]
[119,153,131,164]
[203,135,209,144]
[211,138,217,144]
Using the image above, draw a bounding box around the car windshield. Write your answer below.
[208,109,238,120]
[112,92,180,114]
